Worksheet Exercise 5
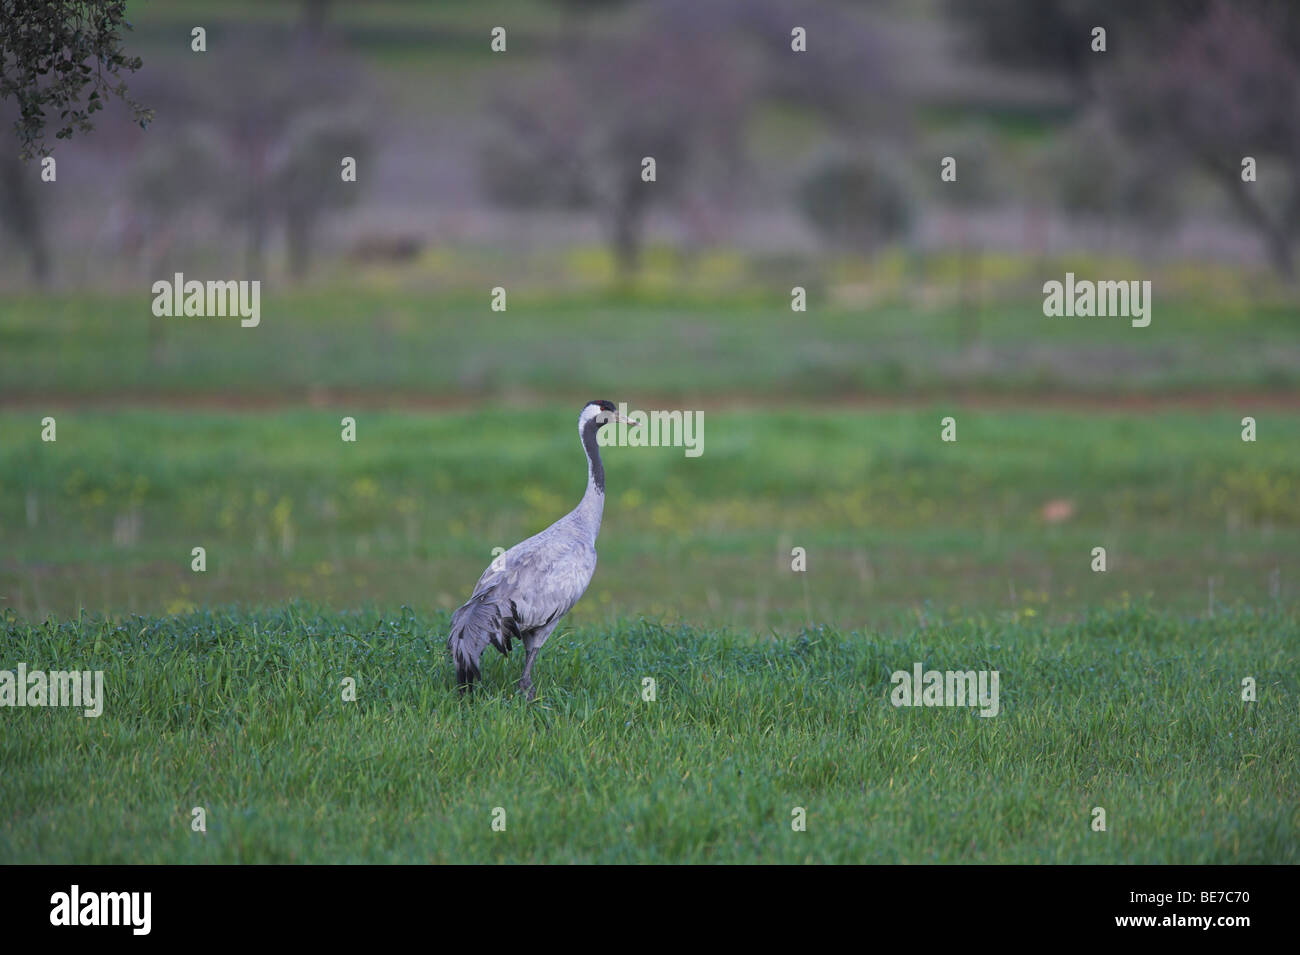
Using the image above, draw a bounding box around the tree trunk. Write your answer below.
[1262,225,1294,283]
[611,190,646,285]
[246,210,267,277]
[1214,159,1296,283]
[0,155,52,286]
[287,207,315,281]
[28,228,49,286]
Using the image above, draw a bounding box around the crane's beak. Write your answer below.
[602,410,637,428]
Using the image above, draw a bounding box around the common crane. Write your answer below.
[447,399,634,699]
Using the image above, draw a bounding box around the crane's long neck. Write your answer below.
[573,418,606,541]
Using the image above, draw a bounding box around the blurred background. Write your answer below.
[1,0,1297,629]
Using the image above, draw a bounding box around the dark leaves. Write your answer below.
[0,0,153,160]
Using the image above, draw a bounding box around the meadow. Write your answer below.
[2,403,1297,628]
[4,278,1299,401]
[2,604,1296,864]
[3,287,1297,863]
[3,0,1298,870]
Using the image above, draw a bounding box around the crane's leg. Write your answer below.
[519,644,541,701]
[518,623,558,701]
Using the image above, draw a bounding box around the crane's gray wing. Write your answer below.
[447,524,597,687]
[471,531,597,633]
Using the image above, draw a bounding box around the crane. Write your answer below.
[447,399,634,699]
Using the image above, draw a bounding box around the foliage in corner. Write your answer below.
[0,0,152,160]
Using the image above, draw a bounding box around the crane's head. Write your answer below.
[581,399,636,430]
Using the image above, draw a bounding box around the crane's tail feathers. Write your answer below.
[446,589,520,692]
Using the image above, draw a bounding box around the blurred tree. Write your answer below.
[0,150,50,283]
[944,0,1100,95]
[0,0,152,160]
[927,128,1005,344]
[1040,110,1182,237]
[797,151,913,255]
[172,36,367,277]
[480,1,753,282]
[1104,2,1300,279]
[279,113,367,280]
[123,127,226,363]
[125,126,226,276]
[949,0,1300,280]
[741,0,896,135]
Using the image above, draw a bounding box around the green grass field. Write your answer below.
[2,406,1297,627]
[3,284,1297,863]
[2,0,1296,870]
[3,395,1296,862]
[2,604,1294,863]
[4,285,1299,400]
